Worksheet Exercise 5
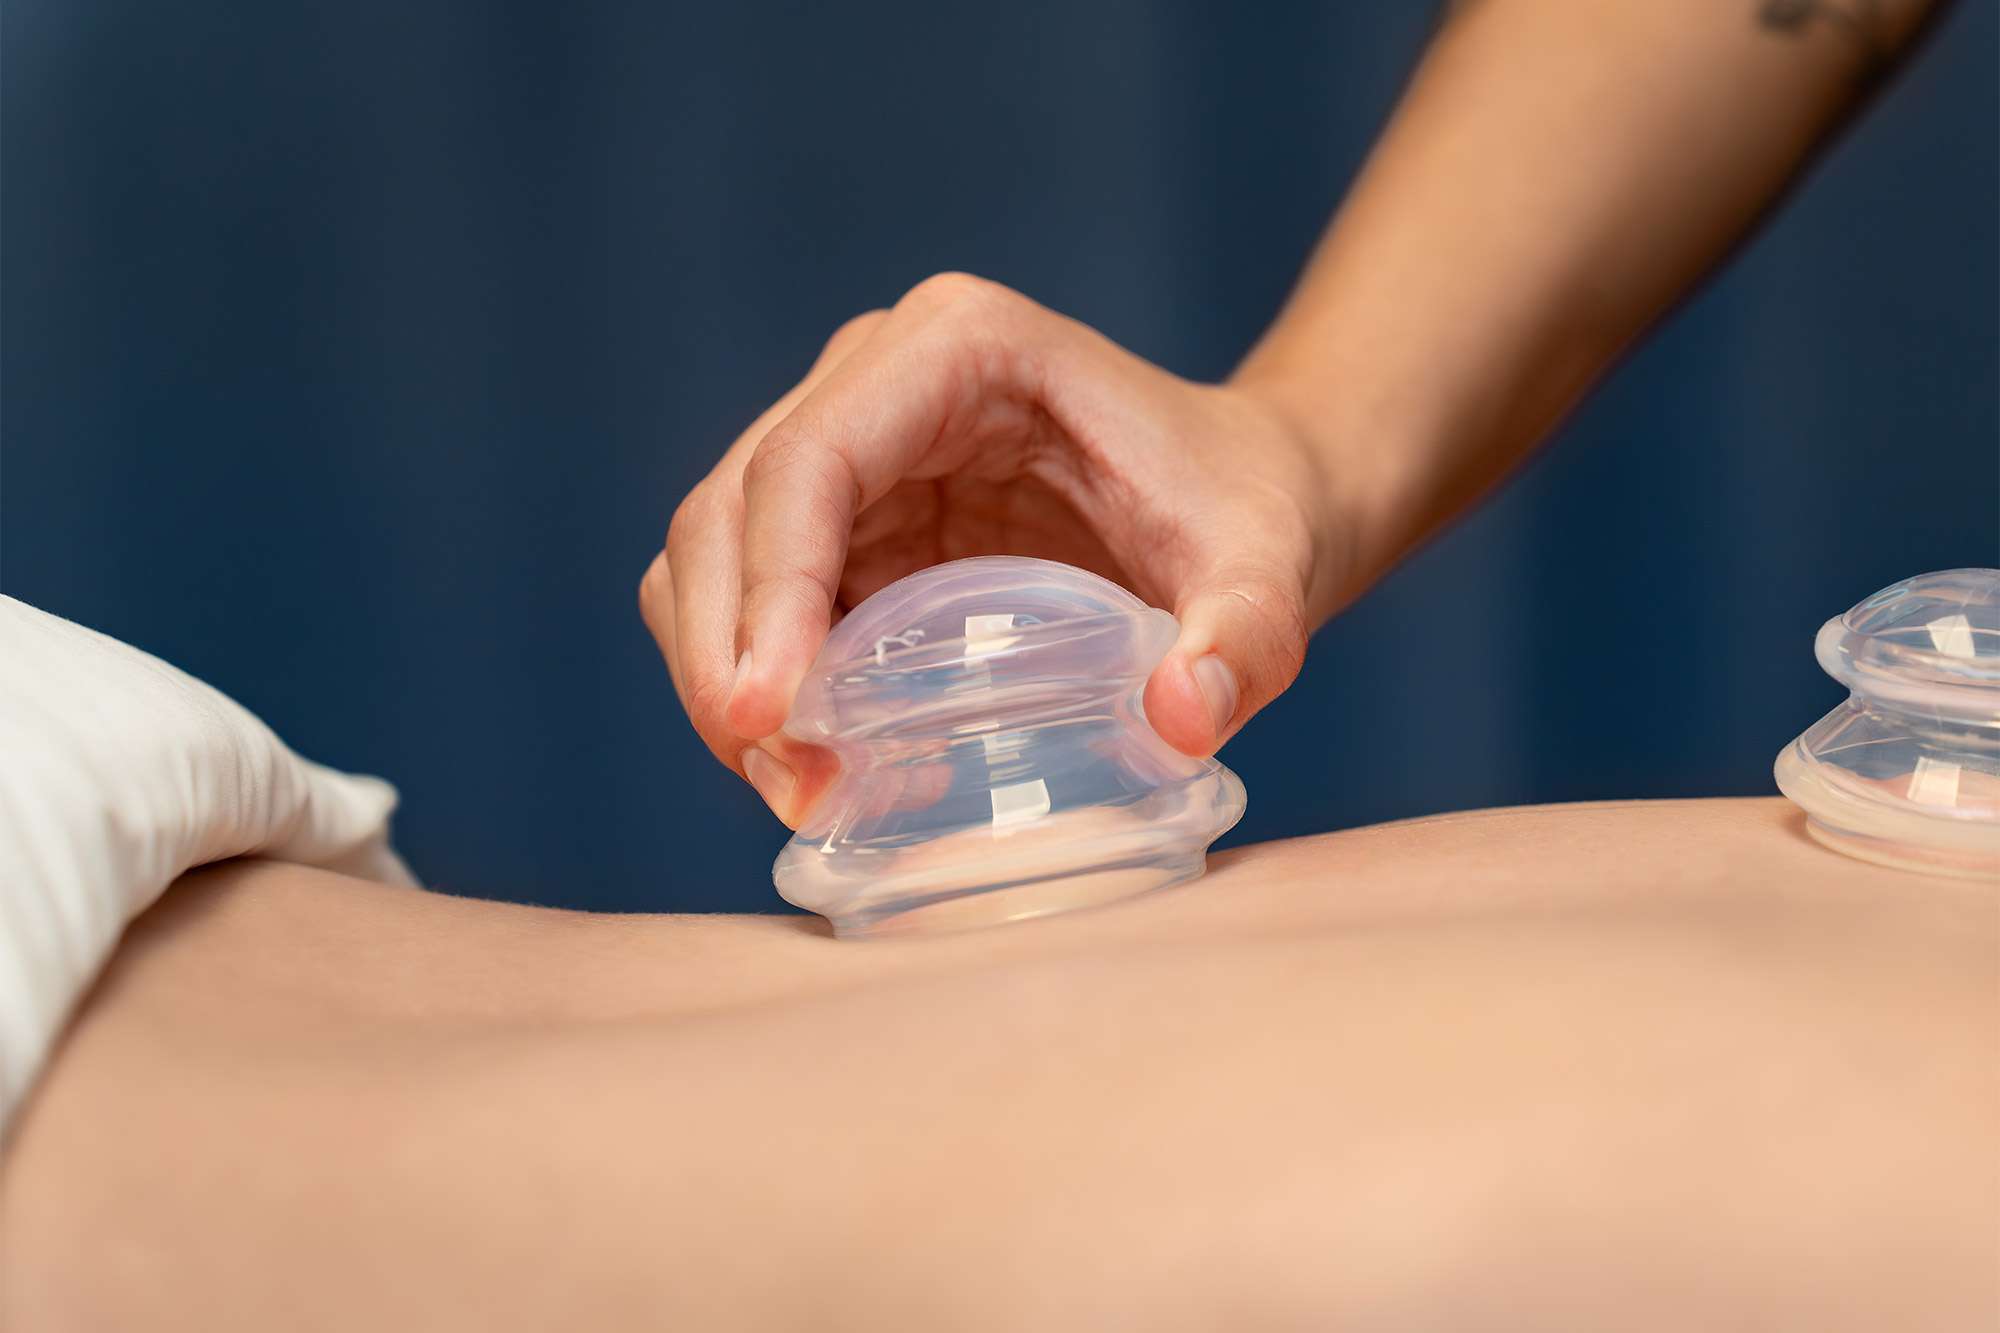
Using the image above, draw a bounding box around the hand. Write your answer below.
[640,273,1363,825]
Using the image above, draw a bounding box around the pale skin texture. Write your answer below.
[641,0,1942,823]
[4,799,1995,1330]
[13,3,1981,1326]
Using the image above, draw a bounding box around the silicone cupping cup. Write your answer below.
[773,556,1246,936]
[1774,568,2000,879]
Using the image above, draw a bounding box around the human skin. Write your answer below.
[640,0,1945,822]
[4,799,1993,1330]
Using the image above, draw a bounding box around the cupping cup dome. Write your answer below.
[1774,568,2000,878]
[774,556,1246,935]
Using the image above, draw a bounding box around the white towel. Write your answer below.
[0,596,414,1135]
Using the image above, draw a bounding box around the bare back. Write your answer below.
[4,799,1994,1330]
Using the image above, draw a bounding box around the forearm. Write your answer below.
[1235,0,1941,616]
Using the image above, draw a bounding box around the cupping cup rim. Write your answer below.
[775,766,1247,913]
[1815,567,2000,716]
[783,604,1180,743]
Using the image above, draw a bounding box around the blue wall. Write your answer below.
[5,1,1995,910]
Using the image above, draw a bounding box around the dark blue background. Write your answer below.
[6,2,1995,910]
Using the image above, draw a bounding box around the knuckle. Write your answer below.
[897,273,1031,383]
[665,483,725,559]
[663,506,694,562]
[1254,594,1311,683]
[822,308,888,359]
[1212,571,1311,682]
[747,566,831,622]
[743,427,850,509]
[742,428,809,487]
[902,270,1011,316]
[638,552,672,627]
[682,669,736,734]
[1267,603,1311,679]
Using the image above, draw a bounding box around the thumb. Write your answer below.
[1142,566,1311,756]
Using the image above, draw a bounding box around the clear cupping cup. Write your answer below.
[1775,567,2000,879]
[772,557,1247,936]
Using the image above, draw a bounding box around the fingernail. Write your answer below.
[1192,654,1238,737]
[742,748,797,816]
[727,649,754,709]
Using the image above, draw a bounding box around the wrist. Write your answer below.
[1226,360,1438,627]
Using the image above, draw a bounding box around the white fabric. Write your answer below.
[0,596,413,1134]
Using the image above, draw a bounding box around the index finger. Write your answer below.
[724,274,1039,739]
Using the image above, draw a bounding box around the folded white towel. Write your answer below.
[0,596,413,1135]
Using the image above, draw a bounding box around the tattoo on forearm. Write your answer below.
[1758,0,1891,74]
